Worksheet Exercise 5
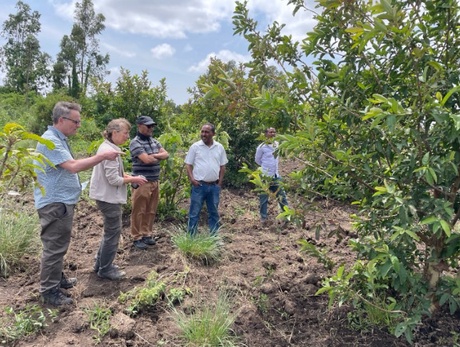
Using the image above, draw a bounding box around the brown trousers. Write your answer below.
[130,181,160,241]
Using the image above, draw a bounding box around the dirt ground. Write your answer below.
[1,161,459,346]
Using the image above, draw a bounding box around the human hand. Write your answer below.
[101,150,123,161]
[132,175,148,185]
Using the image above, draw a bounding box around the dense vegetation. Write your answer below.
[1,0,460,344]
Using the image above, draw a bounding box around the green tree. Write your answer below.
[184,58,272,187]
[0,1,51,93]
[53,0,109,96]
[234,0,460,341]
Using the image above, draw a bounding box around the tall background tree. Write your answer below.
[233,0,460,342]
[53,0,109,97]
[0,1,50,94]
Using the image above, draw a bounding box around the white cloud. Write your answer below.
[89,0,236,39]
[102,42,136,58]
[188,50,250,73]
[151,43,175,59]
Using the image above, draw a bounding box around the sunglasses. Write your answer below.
[145,124,155,128]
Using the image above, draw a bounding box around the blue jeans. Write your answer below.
[259,177,288,221]
[188,183,221,235]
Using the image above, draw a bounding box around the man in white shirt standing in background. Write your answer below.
[255,127,289,226]
[185,123,228,235]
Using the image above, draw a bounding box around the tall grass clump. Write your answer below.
[173,293,238,347]
[0,206,40,277]
[171,228,223,263]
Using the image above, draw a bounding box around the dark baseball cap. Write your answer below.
[136,115,156,126]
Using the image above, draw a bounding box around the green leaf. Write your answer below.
[420,216,437,225]
[440,220,451,237]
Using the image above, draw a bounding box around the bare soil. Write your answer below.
[1,160,459,346]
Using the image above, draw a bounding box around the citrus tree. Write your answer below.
[233,0,460,341]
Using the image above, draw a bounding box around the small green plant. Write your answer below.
[167,287,191,306]
[0,207,40,277]
[84,302,113,344]
[298,239,335,271]
[0,304,57,344]
[253,293,269,315]
[172,293,238,347]
[171,228,223,263]
[118,271,166,316]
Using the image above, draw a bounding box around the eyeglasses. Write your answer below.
[145,124,155,128]
[62,117,81,125]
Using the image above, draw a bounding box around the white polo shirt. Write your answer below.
[185,140,228,182]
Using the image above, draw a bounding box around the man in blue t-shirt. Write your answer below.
[34,101,120,306]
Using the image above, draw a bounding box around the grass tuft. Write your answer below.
[171,228,223,263]
[0,207,40,277]
[172,293,238,347]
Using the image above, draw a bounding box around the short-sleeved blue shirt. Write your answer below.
[33,126,81,209]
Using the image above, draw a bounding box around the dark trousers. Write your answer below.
[37,203,75,293]
[94,200,122,275]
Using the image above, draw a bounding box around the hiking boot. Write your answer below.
[97,266,126,280]
[41,287,73,306]
[60,273,77,289]
[94,263,119,274]
[133,239,148,250]
[141,236,156,245]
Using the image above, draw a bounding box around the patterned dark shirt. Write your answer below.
[129,135,163,181]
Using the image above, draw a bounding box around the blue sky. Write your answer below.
[0,0,316,105]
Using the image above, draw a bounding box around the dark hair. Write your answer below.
[203,123,216,134]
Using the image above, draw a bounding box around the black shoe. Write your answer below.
[60,273,77,289]
[141,236,156,245]
[41,287,73,306]
[133,239,148,250]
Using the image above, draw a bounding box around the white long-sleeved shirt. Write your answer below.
[255,141,279,177]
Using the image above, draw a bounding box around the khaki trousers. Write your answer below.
[130,181,159,241]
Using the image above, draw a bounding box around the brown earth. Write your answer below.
[1,160,459,346]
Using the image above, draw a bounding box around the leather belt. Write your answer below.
[199,180,219,185]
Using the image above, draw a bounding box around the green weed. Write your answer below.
[0,304,57,344]
[84,302,113,344]
[118,271,166,316]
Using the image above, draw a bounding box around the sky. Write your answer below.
[0,0,317,105]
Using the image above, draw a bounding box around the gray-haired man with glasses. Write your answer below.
[34,101,121,306]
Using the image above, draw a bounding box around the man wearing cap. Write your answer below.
[129,116,169,250]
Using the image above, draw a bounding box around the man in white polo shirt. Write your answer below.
[185,123,228,235]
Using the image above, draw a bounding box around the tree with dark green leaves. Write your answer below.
[184,58,286,187]
[53,0,109,97]
[0,1,51,93]
[234,0,460,342]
